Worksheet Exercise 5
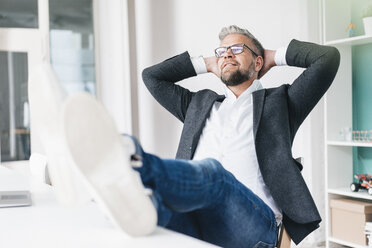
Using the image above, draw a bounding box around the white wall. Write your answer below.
[100,0,326,246]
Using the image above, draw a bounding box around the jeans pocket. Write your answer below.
[253,241,275,248]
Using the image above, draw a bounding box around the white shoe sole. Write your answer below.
[28,63,90,207]
[61,92,157,236]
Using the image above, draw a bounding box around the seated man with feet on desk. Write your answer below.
[61,25,340,248]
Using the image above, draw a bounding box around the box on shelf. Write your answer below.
[330,198,372,245]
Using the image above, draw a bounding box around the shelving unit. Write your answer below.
[327,141,372,147]
[324,34,372,46]
[327,188,372,201]
[323,0,372,247]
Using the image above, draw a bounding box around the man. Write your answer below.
[61,25,339,248]
[141,25,340,245]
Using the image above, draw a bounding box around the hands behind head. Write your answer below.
[258,50,276,79]
[204,56,220,78]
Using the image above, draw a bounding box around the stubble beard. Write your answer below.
[220,63,255,87]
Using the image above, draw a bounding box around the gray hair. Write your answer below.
[219,25,264,57]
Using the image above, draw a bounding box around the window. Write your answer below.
[0,0,38,28]
[49,0,96,95]
[0,0,97,163]
[0,52,30,161]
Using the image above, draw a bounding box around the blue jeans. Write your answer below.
[131,138,278,248]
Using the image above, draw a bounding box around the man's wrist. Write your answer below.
[274,46,288,66]
[191,56,208,74]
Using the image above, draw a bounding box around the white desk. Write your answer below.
[0,164,217,248]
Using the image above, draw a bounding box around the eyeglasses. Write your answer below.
[214,43,258,58]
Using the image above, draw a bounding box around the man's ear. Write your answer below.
[255,56,264,72]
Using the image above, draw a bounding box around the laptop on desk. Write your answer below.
[0,166,31,207]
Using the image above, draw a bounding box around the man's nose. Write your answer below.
[223,48,235,59]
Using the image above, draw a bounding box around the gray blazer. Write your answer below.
[142,39,340,244]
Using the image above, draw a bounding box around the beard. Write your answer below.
[220,62,255,87]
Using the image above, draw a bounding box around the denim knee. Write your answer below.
[191,158,227,182]
[200,158,223,171]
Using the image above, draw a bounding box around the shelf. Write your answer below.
[328,188,372,201]
[327,141,372,147]
[328,237,368,248]
[324,34,372,46]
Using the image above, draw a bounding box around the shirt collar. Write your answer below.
[223,79,263,100]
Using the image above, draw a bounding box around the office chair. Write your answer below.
[277,225,291,248]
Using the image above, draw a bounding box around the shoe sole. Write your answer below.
[61,92,157,236]
[28,63,89,206]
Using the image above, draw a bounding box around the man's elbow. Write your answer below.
[142,67,153,87]
[325,46,341,79]
[329,46,341,71]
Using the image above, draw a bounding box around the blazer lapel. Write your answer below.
[177,93,225,159]
[253,89,266,139]
[190,94,225,145]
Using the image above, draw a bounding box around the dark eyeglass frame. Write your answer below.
[214,43,259,58]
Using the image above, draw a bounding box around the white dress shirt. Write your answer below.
[191,47,287,224]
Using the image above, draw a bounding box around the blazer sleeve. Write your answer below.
[142,52,197,123]
[286,39,340,135]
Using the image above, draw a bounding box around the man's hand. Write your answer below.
[258,50,276,79]
[204,56,220,77]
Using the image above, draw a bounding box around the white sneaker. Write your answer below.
[28,63,90,207]
[61,92,157,236]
